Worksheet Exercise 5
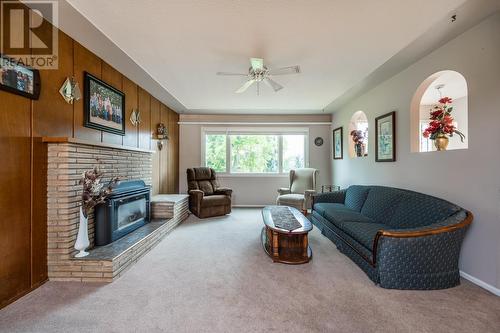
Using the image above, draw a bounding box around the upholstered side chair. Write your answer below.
[186,167,232,218]
[276,168,319,214]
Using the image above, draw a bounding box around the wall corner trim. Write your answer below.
[460,271,500,296]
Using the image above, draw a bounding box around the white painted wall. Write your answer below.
[331,13,500,290]
[179,115,332,206]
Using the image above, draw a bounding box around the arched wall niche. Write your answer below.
[348,111,368,158]
[410,70,468,152]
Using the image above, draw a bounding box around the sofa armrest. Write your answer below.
[374,210,471,242]
[277,188,291,195]
[312,189,346,205]
[214,187,232,197]
[372,211,472,289]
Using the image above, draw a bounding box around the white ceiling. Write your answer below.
[66,0,468,113]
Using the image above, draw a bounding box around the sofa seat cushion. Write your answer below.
[201,195,231,207]
[345,185,370,212]
[312,212,374,262]
[323,208,375,227]
[341,221,386,250]
[313,203,351,217]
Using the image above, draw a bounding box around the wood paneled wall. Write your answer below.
[0,1,179,308]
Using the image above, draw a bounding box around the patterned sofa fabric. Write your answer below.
[360,186,406,223]
[344,185,370,212]
[311,212,375,261]
[313,189,347,204]
[310,211,378,281]
[387,191,461,228]
[312,203,350,217]
[324,210,374,225]
[311,185,472,290]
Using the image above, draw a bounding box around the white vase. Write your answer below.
[74,207,90,258]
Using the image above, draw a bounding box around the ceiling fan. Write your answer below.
[216,58,300,94]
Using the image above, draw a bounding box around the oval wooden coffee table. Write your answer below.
[261,205,313,264]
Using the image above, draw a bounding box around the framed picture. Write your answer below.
[84,72,125,135]
[375,111,396,162]
[333,127,343,160]
[0,54,41,99]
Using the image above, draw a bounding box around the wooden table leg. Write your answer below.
[272,230,279,262]
[303,235,308,259]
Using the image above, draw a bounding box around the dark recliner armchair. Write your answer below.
[187,167,232,218]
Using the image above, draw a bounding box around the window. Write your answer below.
[230,134,279,173]
[282,134,305,172]
[202,129,308,175]
[205,134,226,172]
[419,121,433,152]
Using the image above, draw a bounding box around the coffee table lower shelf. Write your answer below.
[261,226,312,264]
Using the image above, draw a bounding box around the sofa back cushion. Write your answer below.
[360,186,404,223]
[344,185,370,212]
[388,190,461,228]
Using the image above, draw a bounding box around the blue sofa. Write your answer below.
[310,185,472,290]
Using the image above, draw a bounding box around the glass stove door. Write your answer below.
[116,196,147,232]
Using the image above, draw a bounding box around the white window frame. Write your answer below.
[201,127,309,177]
[419,121,434,152]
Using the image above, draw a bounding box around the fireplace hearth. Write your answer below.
[95,180,151,246]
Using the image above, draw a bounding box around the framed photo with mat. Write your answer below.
[333,126,343,159]
[84,72,125,135]
[375,111,396,162]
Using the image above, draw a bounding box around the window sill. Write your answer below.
[218,173,289,178]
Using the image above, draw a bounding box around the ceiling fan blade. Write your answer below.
[216,72,248,76]
[250,58,264,71]
[235,79,255,93]
[268,65,301,76]
[264,77,284,92]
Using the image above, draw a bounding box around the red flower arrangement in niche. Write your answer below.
[422,97,465,142]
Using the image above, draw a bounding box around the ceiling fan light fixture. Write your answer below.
[217,57,300,94]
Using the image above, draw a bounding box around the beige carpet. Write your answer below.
[1,208,499,333]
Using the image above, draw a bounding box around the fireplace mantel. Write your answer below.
[42,137,156,154]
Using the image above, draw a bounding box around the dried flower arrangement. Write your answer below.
[79,164,121,218]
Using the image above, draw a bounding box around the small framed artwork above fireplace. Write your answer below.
[94,180,151,246]
[84,72,126,135]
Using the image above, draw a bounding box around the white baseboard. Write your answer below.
[460,271,500,296]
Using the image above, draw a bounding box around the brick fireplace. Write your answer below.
[43,138,188,282]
